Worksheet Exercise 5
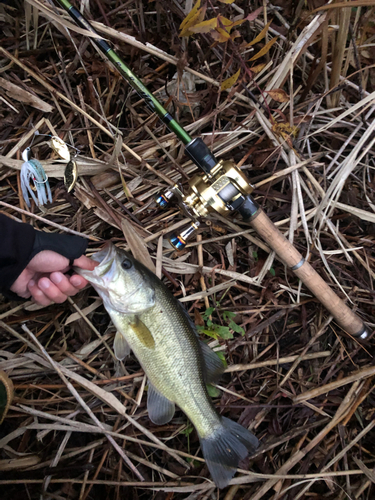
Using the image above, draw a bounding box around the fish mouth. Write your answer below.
[76,243,155,314]
[91,243,116,275]
[74,243,116,282]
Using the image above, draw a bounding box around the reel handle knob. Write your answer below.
[169,221,200,250]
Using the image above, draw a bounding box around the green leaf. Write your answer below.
[216,350,227,368]
[253,251,258,261]
[213,325,233,339]
[181,424,194,437]
[222,310,236,321]
[203,307,215,319]
[229,320,245,336]
[197,326,219,340]
[186,457,202,466]
[206,384,221,398]
[269,267,276,276]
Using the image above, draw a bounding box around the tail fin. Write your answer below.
[200,417,259,489]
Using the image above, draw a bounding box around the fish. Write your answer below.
[76,243,259,488]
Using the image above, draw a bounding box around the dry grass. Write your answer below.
[1,0,375,499]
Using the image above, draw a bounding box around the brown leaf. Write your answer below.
[245,7,263,22]
[266,88,289,102]
[0,77,53,112]
[121,219,156,273]
[194,308,205,326]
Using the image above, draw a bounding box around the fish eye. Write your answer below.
[121,258,133,270]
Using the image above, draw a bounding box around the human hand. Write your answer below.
[10,250,98,306]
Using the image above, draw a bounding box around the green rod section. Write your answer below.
[54,0,192,145]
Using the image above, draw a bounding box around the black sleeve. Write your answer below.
[0,214,36,294]
[0,214,88,296]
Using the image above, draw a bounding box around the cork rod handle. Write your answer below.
[249,210,368,339]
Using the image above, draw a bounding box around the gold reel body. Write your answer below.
[181,160,254,218]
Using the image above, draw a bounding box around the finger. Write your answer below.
[37,277,68,304]
[50,272,81,296]
[28,280,52,307]
[69,274,90,290]
[73,255,99,271]
[28,251,70,274]
[15,289,32,299]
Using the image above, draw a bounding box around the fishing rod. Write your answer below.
[51,0,369,340]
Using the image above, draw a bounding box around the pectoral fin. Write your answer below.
[114,331,131,361]
[199,340,225,384]
[130,316,155,349]
[147,382,175,425]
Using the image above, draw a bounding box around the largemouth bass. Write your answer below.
[76,243,259,488]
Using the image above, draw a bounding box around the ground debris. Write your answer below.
[0,1,374,499]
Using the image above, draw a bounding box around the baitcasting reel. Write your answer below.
[155,138,257,249]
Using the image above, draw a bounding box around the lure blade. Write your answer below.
[51,136,70,161]
[64,160,78,192]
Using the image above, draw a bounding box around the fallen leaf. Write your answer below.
[266,88,289,102]
[180,0,201,30]
[272,122,299,147]
[230,30,241,40]
[212,27,231,42]
[221,68,241,91]
[217,15,233,28]
[179,5,206,37]
[190,17,218,34]
[249,36,278,61]
[218,0,235,3]
[0,77,53,112]
[121,219,156,273]
[246,19,273,46]
[250,62,267,74]
[245,7,263,22]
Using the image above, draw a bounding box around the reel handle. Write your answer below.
[248,208,369,339]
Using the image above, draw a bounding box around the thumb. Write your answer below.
[73,255,99,271]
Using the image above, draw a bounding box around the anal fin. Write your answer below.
[147,382,175,425]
